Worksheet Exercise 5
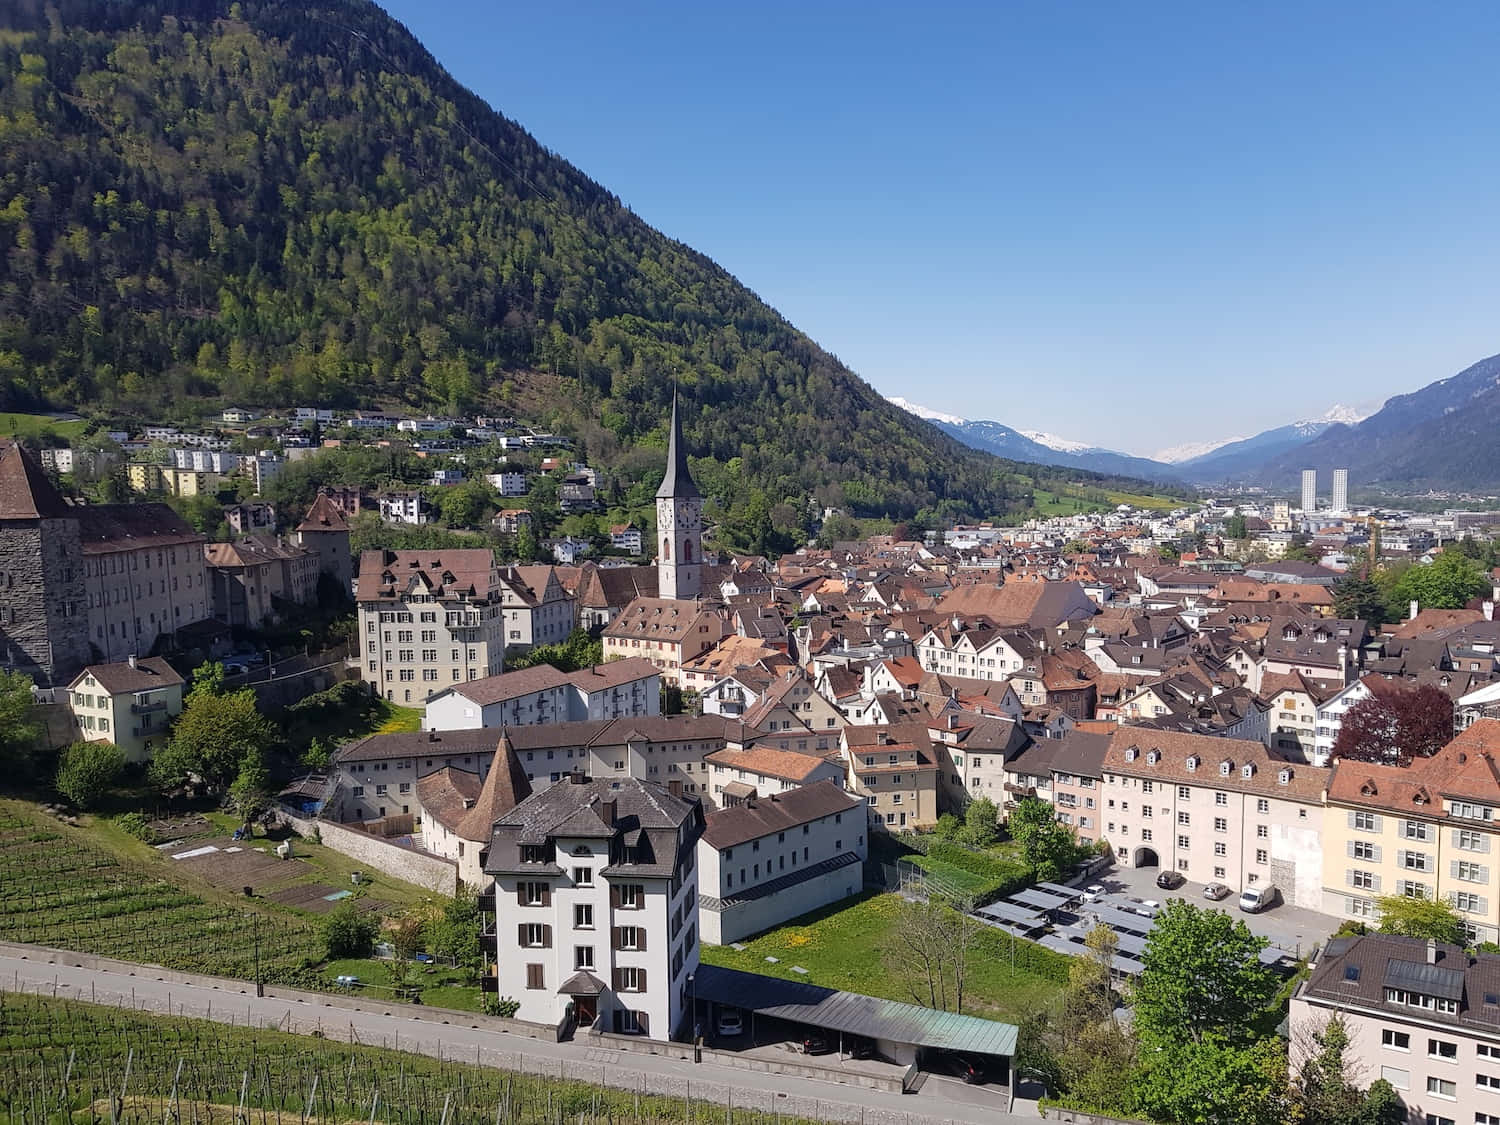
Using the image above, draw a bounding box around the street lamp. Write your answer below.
[688,972,699,1061]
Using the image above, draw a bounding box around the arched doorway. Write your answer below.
[1132,846,1159,868]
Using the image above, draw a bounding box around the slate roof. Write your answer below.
[76,504,204,554]
[356,549,497,602]
[0,440,71,520]
[335,728,503,764]
[655,391,700,500]
[456,732,532,841]
[701,780,863,850]
[1301,933,1500,1034]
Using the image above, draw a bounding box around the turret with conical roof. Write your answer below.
[655,390,703,600]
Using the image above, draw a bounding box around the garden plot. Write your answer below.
[268,882,387,915]
[170,839,307,892]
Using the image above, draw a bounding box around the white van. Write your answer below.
[1238,884,1278,913]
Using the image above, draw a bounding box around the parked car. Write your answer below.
[1203,882,1231,901]
[846,1036,878,1060]
[1082,884,1106,901]
[943,1053,987,1084]
[717,1009,744,1037]
[1155,871,1185,890]
[1239,883,1279,913]
[1126,897,1160,917]
[802,1034,833,1056]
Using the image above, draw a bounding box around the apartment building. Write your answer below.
[483,775,704,1038]
[423,658,662,731]
[1291,933,1500,1125]
[1323,721,1500,943]
[65,656,185,763]
[704,745,847,808]
[355,549,506,705]
[505,715,732,797]
[325,729,501,824]
[415,733,532,885]
[204,536,319,629]
[697,781,866,944]
[841,724,941,830]
[497,566,577,652]
[1100,727,1329,907]
[602,598,729,688]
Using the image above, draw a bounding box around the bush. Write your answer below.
[55,741,126,809]
[323,900,379,959]
[112,811,156,844]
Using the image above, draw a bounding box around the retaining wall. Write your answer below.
[278,812,458,896]
[587,1029,909,1093]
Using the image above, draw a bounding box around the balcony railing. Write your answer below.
[131,700,167,715]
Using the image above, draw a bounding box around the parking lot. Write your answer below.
[1097,864,1338,959]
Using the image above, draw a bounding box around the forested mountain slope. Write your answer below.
[0,0,1179,520]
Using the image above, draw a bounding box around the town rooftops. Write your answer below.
[413,766,484,833]
[75,504,204,554]
[204,535,313,568]
[456,733,532,841]
[356,549,497,602]
[604,597,723,641]
[428,659,662,709]
[1103,726,1328,803]
[1328,719,1500,812]
[297,492,351,533]
[701,780,863,850]
[704,745,839,783]
[334,728,503,765]
[1300,933,1500,1034]
[70,656,184,695]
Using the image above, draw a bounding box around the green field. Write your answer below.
[698,891,1066,1025]
[0,411,88,441]
[0,993,818,1125]
[1028,485,1178,517]
[905,852,1005,896]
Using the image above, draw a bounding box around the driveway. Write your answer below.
[1089,864,1338,958]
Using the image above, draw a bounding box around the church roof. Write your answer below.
[456,732,533,842]
[0,440,72,520]
[655,391,700,500]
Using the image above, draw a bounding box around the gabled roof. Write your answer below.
[456,733,533,841]
[70,656,184,694]
[701,780,863,850]
[0,440,72,520]
[297,491,350,533]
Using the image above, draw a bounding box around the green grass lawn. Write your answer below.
[0,411,88,441]
[323,956,481,1011]
[376,701,423,733]
[905,853,999,896]
[698,891,1065,1025]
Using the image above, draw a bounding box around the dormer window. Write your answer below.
[1241,763,1255,779]
[1219,760,1232,777]
[1186,755,1199,772]
[1125,746,1139,762]
[520,843,551,864]
[1146,749,1160,766]
[1278,768,1292,785]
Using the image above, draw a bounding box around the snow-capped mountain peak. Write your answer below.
[1310,403,1369,426]
[1153,437,1246,464]
[884,395,967,426]
[1018,429,1094,454]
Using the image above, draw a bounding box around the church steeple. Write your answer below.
[656,390,700,500]
[656,389,703,600]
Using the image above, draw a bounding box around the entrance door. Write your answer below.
[575,997,597,1029]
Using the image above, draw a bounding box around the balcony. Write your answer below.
[477,891,495,913]
[131,700,167,715]
[480,930,497,955]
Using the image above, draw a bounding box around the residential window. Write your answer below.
[1401,851,1431,872]
[1429,1039,1457,1061]
[1459,829,1488,851]
[1379,1066,1409,1091]
[1256,798,1269,814]
[574,904,594,929]
[522,882,545,906]
[618,884,642,908]
[1354,811,1377,832]
[574,866,593,887]
[1257,824,1269,839]
[1426,1076,1456,1099]
[1215,792,1227,807]
[619,926,641,950]
[1351,870,1375,890]
[619,966,644,992]
[1177,835,1190,849]
[526,964,544,990]
[1214,817,1227,832]
[1255,849,1268,864]
[1213,865,1226,878]
[1403,820,1430,841]
[1177,786,1190,799]
[1381,1029,1410,1051]
[1399,881,1430,900]
[1352,840,1375,860]
[522,923,547,947]
[1214,843,1227,857]
[574,946,595,971]
[1457,861,1488,882]
[1178,812,1190,826]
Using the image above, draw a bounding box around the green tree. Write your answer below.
[426,882,484,979]
[0,670,41,775]
[1132,898,1276,1048]
[1134,1039,1287,1125]
[437,479,491,528]
[54,740,125,809]
[1225,511,1249,540]
[956,796,999,847]
[932,812,960,841]
[1389,550,1489,616]
[151,676,274,792]
[323,899,379,959]
[1332,574,1385,623]
[1008,797,1079,883]
[1374,893,1467,945]
[1291,1014,1405,1125]
[228,749,273,831]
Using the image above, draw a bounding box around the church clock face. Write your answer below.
[679,504,700,531]
[658,503,674,532]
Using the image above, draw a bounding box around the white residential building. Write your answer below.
[66,656,185,764]
[487,471,529,497]
[379,491,429,526]
[423,658,662,731]
[498,565,577,652]
[483,775,703,1038]
[696,781,866,945]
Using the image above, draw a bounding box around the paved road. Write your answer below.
[0,953,1031,1125]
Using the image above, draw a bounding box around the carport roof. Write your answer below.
[692,964,1017,1058]
[1080,905,1155,934]
[1035,882,1083,901]
[977,900,1047,927]
[1010,887,1069,911]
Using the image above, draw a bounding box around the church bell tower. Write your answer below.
[656,391,702,600]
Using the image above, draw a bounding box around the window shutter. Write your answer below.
[541,884,552,907]
[1346,810,1357,829]
[1484,866,1492,884]
[1372,874,1381,892]
[1346,841,1357,859]
[542,924,552,948]
[1484,836,1493,855]
[611,927,621,951]
[1345,869,1353,888]
[610,884,621,908]
[1372,845,1381,862]
[638,968,647,992]
[517,924,527,946]
[1482,897,1490,915]
[636,1011,649,1036]
[516,886,525,905]
[1452,860,1461,879]
[612,967,623,990]
[637,928,647,952]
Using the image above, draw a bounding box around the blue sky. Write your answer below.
[381,1,1500,457]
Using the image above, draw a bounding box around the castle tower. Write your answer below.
[0,441,90,685]
[296,490,353,596]
[656,392,702,601]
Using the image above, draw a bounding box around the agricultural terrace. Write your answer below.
[0,992,830,1125]
[697,892,1067,1025]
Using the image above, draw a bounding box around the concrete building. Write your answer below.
[602,599,729,688]
[1100,727,1329,908]
[697,781,866,944]
[1332,468,1349,515]
[841,724,942,831]
[0,441,91,686]
[1291,933,1500,1125]
[422,658,662,731]
[65,655,185,763]
[656,393,702,601]
[355,549,506,705]
[482,775,704,1038]
[704,745,847,808]
[1322,722,1500,943]
[379,491,429,526]
[497,566,577,652]
[204,536,319,629]
[1302,469,1318,515]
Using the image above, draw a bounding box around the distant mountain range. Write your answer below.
[884,398,1371,485]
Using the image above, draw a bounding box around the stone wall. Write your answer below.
[279,811,458,895]
[0,519,89,686]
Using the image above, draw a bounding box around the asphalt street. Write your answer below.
[0,952,1030,1125]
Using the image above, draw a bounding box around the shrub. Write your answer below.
[55,741,126,809]
[112,811,156,844]
[323,900,379,959]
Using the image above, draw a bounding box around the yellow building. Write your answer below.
[1324,720,1500,943]
[840,723,940,831]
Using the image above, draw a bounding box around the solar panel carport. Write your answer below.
[692,964,1017,1074]
[1010,887,1070,912]
[977,900,1047,928]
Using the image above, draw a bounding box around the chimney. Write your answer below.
[428,731,438,742]
[1410,600,1419,621]
[1427,938,1438,965]
[127,654,137,669]
[568,769,587,785]
[600,798,617,826]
